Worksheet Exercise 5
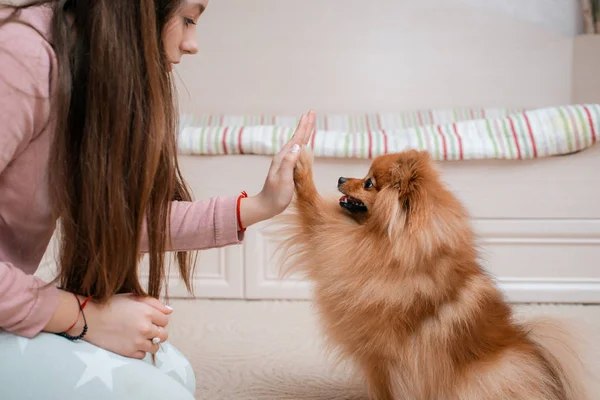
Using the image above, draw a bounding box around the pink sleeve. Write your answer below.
[0,18,51,171]
[0,19,60,338]
[139,195,244,252]
[0,263,60,338]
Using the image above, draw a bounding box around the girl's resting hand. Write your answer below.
[239,110,316,228]
[72,294,172,359]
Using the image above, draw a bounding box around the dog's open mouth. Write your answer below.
[339,195,368,213]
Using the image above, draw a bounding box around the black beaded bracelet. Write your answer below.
[56,294,88,341]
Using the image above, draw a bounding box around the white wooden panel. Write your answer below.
[245,218,600,303]
[244,221,312,300]
[138,245,244,299]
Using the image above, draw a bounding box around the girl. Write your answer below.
[0,1,315,399]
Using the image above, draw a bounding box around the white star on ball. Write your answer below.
[74,348,130,391]
[16,336,29,354]
[158,345,189,384]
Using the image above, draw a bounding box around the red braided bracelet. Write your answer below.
[236,191,248,232]
[65,294,91,332]
[65,319,78,333]
[57,294,89,341]
[80,296,91,310]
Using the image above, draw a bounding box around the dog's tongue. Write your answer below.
[339,195,348,202]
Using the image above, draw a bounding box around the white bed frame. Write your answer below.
[38,0,600,303]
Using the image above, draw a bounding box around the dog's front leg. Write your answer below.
[293,146,326,225]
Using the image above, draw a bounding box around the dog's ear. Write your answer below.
[389,150,434,237]
[391,150,431,199]
[372,150,434,241]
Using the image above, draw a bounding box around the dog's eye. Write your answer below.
[364,178,374,189]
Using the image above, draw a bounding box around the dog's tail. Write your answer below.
[524,315,597,400]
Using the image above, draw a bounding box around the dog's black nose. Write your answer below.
[338,177,346,186]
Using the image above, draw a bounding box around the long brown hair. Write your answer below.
[1,0,195,301]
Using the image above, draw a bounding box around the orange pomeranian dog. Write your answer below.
[273,147,590,400]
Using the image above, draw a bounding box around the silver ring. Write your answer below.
[152,337,161,345]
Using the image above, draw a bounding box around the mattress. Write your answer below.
[178,104,599,161]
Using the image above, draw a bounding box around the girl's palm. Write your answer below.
[258,111,316,215]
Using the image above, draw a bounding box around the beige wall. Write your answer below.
[572,35,600,104]
[175,0,579,115]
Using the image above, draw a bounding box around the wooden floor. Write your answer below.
[166,299,600,400]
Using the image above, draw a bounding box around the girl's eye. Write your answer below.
[364,178,373,189]
[184,17,196,26]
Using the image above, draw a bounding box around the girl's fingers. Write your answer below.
[303,111,316,145]
[156,325,168,343]
[148,325,168,343]
[139,337,160,354]
[278,145,302,185]
[134,296,173,315]
[269,113,308,175]
[148,307,169,328]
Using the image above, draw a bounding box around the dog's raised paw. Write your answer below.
[294,145,314,184]
[299,145,314,166]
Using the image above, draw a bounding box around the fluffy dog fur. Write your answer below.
[272,147,590,400]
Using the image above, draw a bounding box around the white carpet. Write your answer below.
[167,300,600,400]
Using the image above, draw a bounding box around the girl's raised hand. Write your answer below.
[239,110,316,228]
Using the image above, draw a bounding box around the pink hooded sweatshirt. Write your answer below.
[0,6,243,338]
